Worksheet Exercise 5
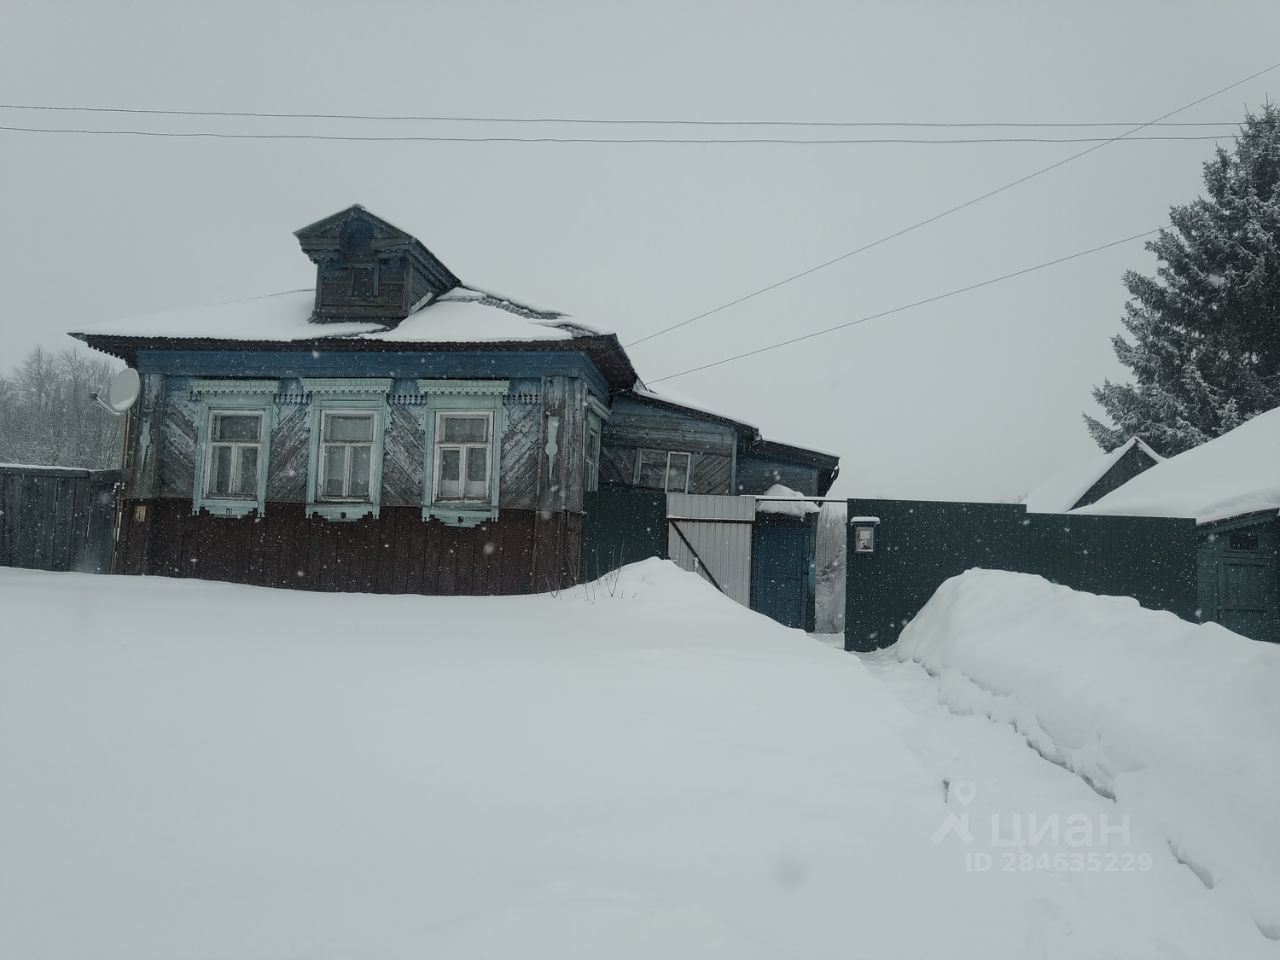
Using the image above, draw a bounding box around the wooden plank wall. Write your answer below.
[735,454,819,496]
[153,375,573,511]
[600,395,736,495]
[0,467,120,574]
[116,499,581,596]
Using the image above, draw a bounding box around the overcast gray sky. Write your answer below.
[3,0,1278,500]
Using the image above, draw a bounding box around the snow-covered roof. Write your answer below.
[1022,437,1162,514]
[756,483,821,515]
[631,383,753,428]
[631,384,841,461]
[72,286,604,345]
[1074,408,1280,524]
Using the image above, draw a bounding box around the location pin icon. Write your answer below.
[953,780,978,808]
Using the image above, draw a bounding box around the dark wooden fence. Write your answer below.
[0,465,121,574]
[845,498,1200,651]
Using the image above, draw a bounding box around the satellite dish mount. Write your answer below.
[92,368,141,417]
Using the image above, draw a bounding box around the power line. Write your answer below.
[0,124,1241,144]
[646,227,1161,384]
[623,58,1280,349]
[0,102,1247,127]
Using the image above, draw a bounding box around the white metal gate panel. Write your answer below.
[667,493,756,607]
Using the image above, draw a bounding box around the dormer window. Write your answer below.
[351,265,378,298]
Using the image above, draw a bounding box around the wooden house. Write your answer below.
[1075,410,1280,643]
[1021,437,1162,513]
[73,205,838,596]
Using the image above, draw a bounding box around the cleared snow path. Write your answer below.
[1,561,1275,960]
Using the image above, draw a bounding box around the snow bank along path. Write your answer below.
[2,561,1274,959]
[895,569,1280,941]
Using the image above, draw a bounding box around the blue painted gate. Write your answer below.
[751,515,817,631]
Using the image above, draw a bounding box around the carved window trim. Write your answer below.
[190,387,277,518]
[303,378,393,522]
[417,379,508,527]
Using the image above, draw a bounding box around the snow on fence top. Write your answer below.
[1074,406,1280,524]
[756,483,820,515]
[1022,437,1161,514]
[72,286,601,345]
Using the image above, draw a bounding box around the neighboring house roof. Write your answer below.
[1022,437,1163,514]
[1074,407,1280,525]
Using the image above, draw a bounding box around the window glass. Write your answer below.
[237,447,259,495]
[351,266,377,298]
[442,415,488,443]
[438,448,462,499]
[464,447,488,499]
[349,445,372,498]
[325,413,373,442]
[637,450,667,489]
[213,413,259,443]
[210,445,234,495]
[666,452,691,493]
[1229,532,1260,551]
[584,422,601,493]
[322,445,347,498]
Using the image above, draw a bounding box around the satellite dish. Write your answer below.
[94,368,141,416]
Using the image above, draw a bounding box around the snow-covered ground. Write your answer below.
[1,561,1276,959]
[893,569,1280,942]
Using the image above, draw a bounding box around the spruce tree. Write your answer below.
[1086,104,1280,455]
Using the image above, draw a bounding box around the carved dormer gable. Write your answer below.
[294,205,461,326]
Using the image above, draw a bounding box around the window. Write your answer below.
[205,411,263,499]
[666,452,691,493]
[418,379,508,526]
[303,379,392,521]
[350,265,378,298]
[583,417,602,493]
[189,380,278,518]
[1228,532,1260,552]
[636,449,693,493]
[434,412,492,502]
[319,411,376,501]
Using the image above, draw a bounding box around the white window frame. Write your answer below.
[432,410,494,504]
[303,379,393,522]
[204,410,265,501]
[317,410,379,502]
[418,379,507,527]
[189,380,277,518]
[635,449,694,493]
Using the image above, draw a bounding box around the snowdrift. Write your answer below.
[4,561,1276,958]
[895,569,1280,939]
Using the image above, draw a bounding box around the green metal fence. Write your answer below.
[580,487,668,583]
[845,498,1199,651]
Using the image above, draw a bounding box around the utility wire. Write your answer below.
[0,102,1246,127]
[623,58,1280,349]
[646,228,1161,384]
[0,124,1241,144]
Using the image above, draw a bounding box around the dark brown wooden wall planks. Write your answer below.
[114,499,581,596]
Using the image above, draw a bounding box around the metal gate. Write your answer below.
[751,515,817,631]
[666,492,755,607]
